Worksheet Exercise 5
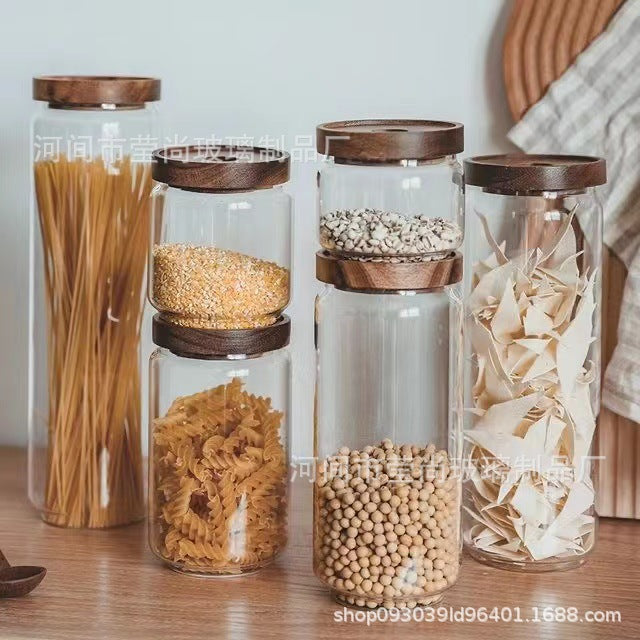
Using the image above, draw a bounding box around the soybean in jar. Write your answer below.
[313,253,464,608]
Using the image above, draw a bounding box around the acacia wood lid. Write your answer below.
[33,76,161,107]
[316,119,464,162]
[152,314,290,358]
[152,145,290,191]
[464,154,606,193]
[316,251,462,292]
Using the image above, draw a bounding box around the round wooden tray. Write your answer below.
[503,0,624,122]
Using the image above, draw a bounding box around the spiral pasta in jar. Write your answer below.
[148,314,290,575]
[313,252,464,608]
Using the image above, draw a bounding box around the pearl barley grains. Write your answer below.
[314,440,459,609]
[319,209,462,261]
[152,244,290,329]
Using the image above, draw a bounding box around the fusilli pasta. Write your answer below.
[151,378,288,574]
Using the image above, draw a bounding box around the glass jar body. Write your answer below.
[317,157,463,261]
[462,187,602,571]
[149,184,292,329]
[148,347,290,576]
[314,286,463,607]
[29,103,158,527]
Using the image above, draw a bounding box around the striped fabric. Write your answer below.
[508,0,640,423]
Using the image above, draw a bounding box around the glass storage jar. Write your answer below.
[462,154,606,571]
[316,119,464,261]
[149,145,292,329]
[148,315,291,575]
[313,253,464,608]
[29,76,160,528]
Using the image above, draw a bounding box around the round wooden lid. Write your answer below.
[316,251,462,292]
[464,154,606,193]
[33,76,160,106]
[152,314,290,358]
[152,145,290,191]
[316,119,464,162]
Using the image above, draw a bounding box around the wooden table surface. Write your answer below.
[1,447,638,640]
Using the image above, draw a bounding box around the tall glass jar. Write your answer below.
[313,253,464,608]
[462,154,606,571]
[149,145,292,329]
[148,315,291,575]
[316,120,464,261]
[29,76,160,528]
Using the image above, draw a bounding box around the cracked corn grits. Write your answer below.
[152,244,289,329]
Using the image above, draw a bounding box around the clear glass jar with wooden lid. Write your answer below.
[148,315,291,576]
[316,119,464,261]
[462,154,606,571]
[149,145,292,330]
[29,76,160,528]
[313,254,464,608]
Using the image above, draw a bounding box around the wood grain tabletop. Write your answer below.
[0,447,638,640]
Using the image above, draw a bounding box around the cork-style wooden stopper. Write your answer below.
[316,251,463,292]
[152,314,290,358]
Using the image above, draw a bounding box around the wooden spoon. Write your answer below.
[0,549,46,598]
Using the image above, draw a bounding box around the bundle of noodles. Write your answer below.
[34,155,150,527]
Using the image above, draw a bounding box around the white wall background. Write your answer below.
[0,0,515,457]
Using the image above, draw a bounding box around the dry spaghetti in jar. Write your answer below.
[29,75,161,528]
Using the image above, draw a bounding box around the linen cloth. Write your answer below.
[508,0,640,422]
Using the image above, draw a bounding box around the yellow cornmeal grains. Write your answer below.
[152,244,289,329]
